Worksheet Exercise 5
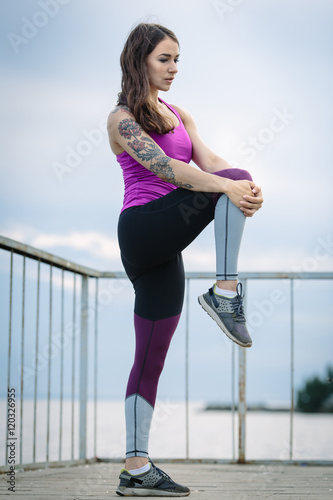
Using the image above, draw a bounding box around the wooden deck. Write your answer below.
[1,461,332,499]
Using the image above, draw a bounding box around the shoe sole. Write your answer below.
[116,486,190,496]
[198,294,252,348]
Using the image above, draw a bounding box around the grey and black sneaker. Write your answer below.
[198,282,252,348]
[116,459,190,497]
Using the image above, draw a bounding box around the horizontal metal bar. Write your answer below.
[98,271,333,280]
[98,271,128,278]
[239,271,333,280]
[0,458,96,473]
[1,456,332,474]
[184,271,333,280]
[74,457,333,467]
[0,235,100,277]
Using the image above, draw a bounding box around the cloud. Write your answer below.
[32,231,119,258]
[182,235,333,273]
[0,226,121,265]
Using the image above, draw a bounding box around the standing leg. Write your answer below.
[115,254,191,496]
[124,254,185,466]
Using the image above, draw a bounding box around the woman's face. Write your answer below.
[146,36,179,93]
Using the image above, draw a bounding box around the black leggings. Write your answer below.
[118,188,211,320]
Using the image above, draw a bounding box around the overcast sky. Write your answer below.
[1,0,332,406]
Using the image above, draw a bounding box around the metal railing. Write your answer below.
[0,235,332,471]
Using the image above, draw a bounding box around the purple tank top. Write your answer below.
[117,98,193,212]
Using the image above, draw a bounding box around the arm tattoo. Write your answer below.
[118,118,193,189]
[111,105,133,116]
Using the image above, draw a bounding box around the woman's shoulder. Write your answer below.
[107,104,135,129]
[169,103,196,131]
[169,104,194,127]
[107,105,137,155]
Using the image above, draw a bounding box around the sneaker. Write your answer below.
[116,459,190,497]
[198,282,252,347]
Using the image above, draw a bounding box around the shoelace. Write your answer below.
[149,458,172,481]
[231,283,246,322]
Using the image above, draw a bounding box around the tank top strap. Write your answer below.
[158,98,182,126]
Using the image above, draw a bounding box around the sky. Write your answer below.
[1,0,333,408]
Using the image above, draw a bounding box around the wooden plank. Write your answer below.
[1,462,332,499]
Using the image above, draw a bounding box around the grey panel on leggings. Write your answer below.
[215,196,245,280]
[125,393,154,457]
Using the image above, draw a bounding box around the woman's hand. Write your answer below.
[239,184,263,217]
[224,180,263,217]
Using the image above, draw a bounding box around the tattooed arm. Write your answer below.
[107,108,234,194]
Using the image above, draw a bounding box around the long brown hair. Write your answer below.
[117,23,179,135]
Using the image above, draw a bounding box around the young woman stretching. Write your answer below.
[107,22,263,497]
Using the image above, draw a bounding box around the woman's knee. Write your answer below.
[234,167,253,181]
[213,167,253,182]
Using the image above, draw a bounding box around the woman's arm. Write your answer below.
[172,104,263,216]
[107,108,253,202]
[171,104,232,173]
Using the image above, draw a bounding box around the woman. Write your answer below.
[108,22,263,497]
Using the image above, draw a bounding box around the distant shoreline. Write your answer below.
[203,404,333,413]
[204,404,289,412]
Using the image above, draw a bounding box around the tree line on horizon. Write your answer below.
[296,366,333,413]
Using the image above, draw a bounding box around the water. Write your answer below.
[1,399,332,466]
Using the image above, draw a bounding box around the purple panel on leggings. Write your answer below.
[214,167,253,182]
[126,313,181,407]
[211,168,253,205]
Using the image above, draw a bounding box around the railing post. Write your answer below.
[93,278,99,459]
[33,260,40,463]
[231,343,236,461]
[6,250,13,466]
[290,279,295,460]
[46,265,53,463]
[238,279,247,463]
[79,275,88,460]
[20,255,26,464]
[185,278,190,460]
[238,347,246,463]
[71,274,77,461]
